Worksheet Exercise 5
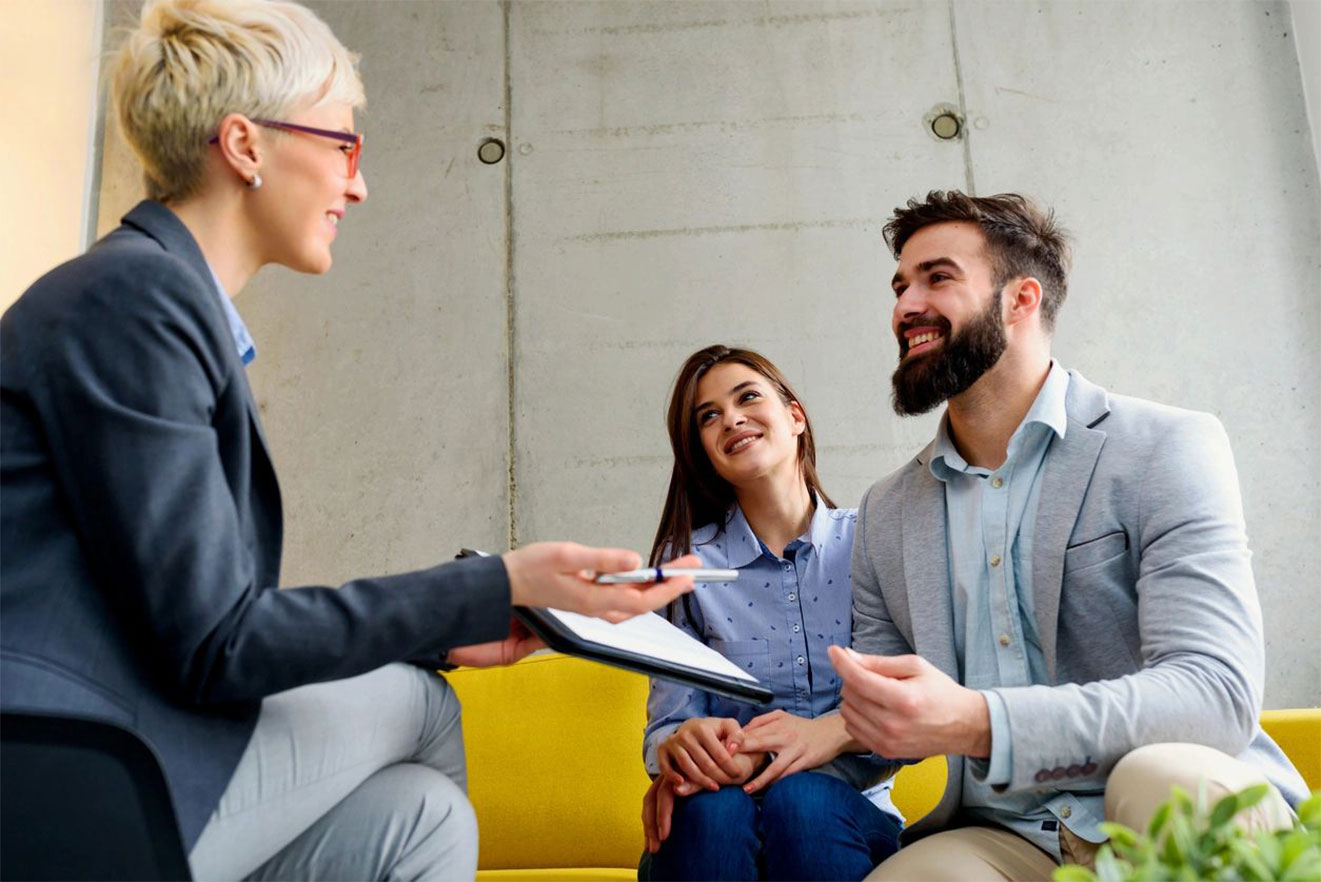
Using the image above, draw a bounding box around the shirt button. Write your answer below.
[1061,805,1073,819]
[998,633,1011,647]
[787,593,796,601]
[990,554,1002,567]
[796,656,805,665]
[991,477,1004,489]
[792,624,801,633]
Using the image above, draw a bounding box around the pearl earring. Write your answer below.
[247,173,263,190]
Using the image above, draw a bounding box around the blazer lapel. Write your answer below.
[1031,371,1110,681]
[902,443,959,679]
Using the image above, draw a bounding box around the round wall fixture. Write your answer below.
[923,103,965,142]
[931,113,962,140]
[478,139,506,164]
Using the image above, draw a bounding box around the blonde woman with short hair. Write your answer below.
[0,1,697,878]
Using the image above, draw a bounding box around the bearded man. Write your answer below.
[828,191,1308,880]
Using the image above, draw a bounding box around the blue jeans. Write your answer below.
[647,771,902,882]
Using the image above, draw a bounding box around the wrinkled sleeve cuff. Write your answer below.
[980,690,1012,787]
[643,722,682,776]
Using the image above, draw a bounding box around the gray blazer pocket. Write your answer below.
[1064,530,1129,573]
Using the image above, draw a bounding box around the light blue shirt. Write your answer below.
[205,263,256,365]
[643,502,900,820]
[930,360,1104,858]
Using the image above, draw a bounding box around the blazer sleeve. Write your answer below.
[31,255,511,705]
[851,480,918,658]
[992,412,1264,793]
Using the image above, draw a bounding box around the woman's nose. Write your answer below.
[346,167,368,203]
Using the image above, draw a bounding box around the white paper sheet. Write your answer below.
[542,608,759,683]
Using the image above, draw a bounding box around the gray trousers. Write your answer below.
[189,664,476,881]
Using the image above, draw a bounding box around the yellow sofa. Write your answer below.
[448,653,1321,882]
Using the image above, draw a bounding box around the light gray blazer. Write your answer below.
[852,369,1307,842]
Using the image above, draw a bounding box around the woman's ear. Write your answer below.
[789,400,807,437]
[214,113,263,186]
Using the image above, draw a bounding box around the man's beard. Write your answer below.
[891,291,1007,416]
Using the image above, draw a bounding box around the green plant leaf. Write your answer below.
[1280,851,1321,881]
[1209,791,1240,829]
[1170,785,1194,817]
[1235,783,1270,814]
[1298,792,1321,830]
[1148,803,1172,841]
[1229,837,1275,880]
[1095,849,1128,882]
[1051,864,1098,882]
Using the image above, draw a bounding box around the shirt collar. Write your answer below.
[206,262,257,366]
[929,359,1070,481]
[721,495,835,567]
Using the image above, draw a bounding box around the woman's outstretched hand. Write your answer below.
[445,617,543,668]
[502,542,700,622]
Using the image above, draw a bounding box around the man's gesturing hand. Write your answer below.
[502,543,699,623]
[829,645,992,759]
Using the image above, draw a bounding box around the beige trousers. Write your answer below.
[866,743,1294,882]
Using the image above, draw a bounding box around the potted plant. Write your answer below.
[1053,786,1320,881]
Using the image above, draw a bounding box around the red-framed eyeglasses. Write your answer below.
[208,118,363,178]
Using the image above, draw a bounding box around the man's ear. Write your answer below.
[1003,276,1043,327]
[214,113,263,184]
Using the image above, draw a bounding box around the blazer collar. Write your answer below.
[119,200,274,455]
[120,200,220,296]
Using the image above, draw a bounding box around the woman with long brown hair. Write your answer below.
[640,345,903,881]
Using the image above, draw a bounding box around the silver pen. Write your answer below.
[594,567,739,584]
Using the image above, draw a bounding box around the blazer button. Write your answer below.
[1082,762,1098,775]
[1051,766,1067,780]
[1035,770,1051,783]
[1066,764,1082,777]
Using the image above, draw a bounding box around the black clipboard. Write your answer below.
[513,605,773,705]
[457,548,772,705]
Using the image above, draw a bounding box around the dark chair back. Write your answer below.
[1,711,191,881]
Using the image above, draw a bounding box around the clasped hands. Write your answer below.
[643,648,992,854]
[642,712,845,853]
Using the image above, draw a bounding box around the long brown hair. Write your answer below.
[649,345,834,566]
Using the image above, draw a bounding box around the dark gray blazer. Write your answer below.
[851,370,1308,842]
[1,201,511,848]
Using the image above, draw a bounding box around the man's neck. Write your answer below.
[736,466,814,559]
[946,349,1053,470]
[165,191,262,298]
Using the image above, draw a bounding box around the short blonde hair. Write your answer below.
[110,0,365,202]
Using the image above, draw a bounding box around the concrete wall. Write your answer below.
[94,1,1320,708]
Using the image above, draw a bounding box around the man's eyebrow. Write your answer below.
[892,257,963,289]
[693,380,758,414]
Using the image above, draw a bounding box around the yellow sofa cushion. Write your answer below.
[1261,708,1321,790]
[448,653,651,872]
